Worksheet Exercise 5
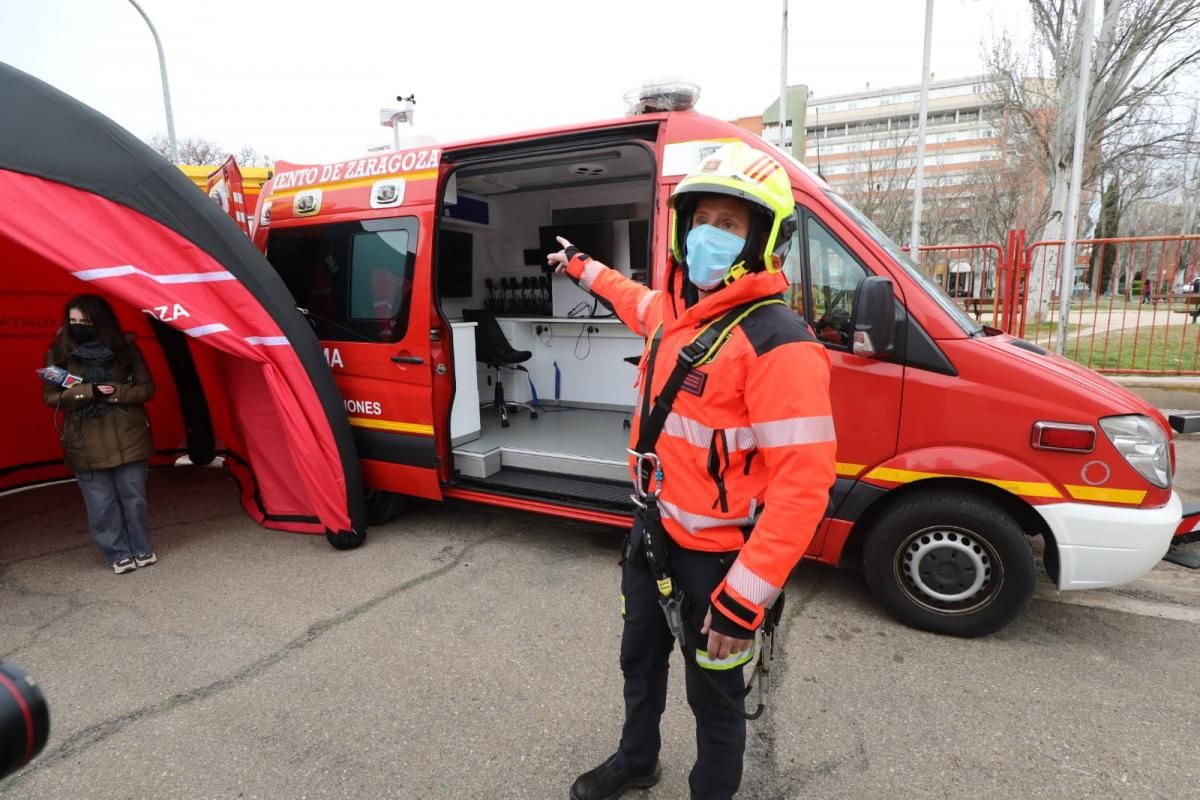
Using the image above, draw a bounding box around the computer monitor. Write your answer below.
[439,229,473,298]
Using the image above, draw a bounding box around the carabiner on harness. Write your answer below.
[627,448,663,508]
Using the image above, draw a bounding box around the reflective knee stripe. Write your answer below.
[751,415,836,447]
[620,593,626,619]
[696,645,755,671]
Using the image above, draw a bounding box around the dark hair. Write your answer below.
[51,294,133,366]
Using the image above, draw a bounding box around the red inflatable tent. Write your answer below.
[0,62,366,546]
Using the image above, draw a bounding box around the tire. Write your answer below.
[862,491,1036,637]
[326,528,368,550]
[364,490,407,527]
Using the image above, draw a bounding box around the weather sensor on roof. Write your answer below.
[623,81,700,115]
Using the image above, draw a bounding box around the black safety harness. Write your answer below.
[627,296,788,721]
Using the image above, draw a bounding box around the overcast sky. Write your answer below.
[3,0,1026,164]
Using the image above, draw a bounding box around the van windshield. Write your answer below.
[823,190,984,336]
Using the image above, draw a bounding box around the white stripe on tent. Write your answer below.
[74,264,236,284]
[244,336,290,346]
[183,323,230,338]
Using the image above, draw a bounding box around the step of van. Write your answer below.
[452,445,629,483]
[452,467,636,514]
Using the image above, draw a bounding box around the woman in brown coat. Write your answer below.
[43,294,157,574]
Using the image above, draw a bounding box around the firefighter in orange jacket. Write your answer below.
[549,143,837,800]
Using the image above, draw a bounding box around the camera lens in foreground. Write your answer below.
[0,661,50,780]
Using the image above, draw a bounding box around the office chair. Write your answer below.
[462,308,538,428]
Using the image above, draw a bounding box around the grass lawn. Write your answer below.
[1019,320,1079,338]
[1064,327,1200,372]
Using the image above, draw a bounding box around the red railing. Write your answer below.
[909,232,1200,374]
[1016,235,1200,374]
[909,242,1008,329]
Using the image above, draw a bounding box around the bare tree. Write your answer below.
[987,0,1200,321]
[834,126,918,242]
[147,134,271,168]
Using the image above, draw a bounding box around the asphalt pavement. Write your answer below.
[1,444,1198,799]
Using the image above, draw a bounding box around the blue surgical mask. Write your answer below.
[685,224,745,290]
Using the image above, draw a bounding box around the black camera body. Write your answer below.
[0,661,50,780]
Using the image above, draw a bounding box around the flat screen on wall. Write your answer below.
[439,229,473,297]
[539,223,613,268]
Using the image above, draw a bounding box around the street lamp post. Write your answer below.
[127,0,177,163]
[1056,0,1097,355]
[908,0,935,260]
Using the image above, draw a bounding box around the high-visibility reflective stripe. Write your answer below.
[347,417,434,436]
[636,290,660,335]
[74,264,236,284]
[579,259,605,292]
[1064,485,1146,505]
[836,462,866,477]
[662,413,756,452]
[659,497,757,533]
[725,560,781,607]
[696,645,755,671]
[183,323,231,338]
[751,416,836,448]
[244,336,290,346]
[620,593,626,618]
[865,466,1063,499]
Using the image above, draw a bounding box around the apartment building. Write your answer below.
[798,77,1002,187]
[736,76,1011,242]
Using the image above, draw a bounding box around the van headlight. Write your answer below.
[1099,415,1171,489]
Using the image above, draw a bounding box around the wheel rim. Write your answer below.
[893,525,1003,615]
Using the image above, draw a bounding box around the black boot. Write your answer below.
[570,753,661,800]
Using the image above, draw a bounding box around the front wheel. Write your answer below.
[862,491,1036,637]
[326,528,368,550]
[364,489,407,527]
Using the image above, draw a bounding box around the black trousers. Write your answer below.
[616,520,748,800]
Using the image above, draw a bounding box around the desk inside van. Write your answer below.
[493,317,642,408]
[450,317,643,440]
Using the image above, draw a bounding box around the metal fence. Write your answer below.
[909,242,1007,329]
[911,233,1200,375]
[1017,235,1200,374]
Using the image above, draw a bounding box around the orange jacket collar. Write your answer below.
[668,270,791,332]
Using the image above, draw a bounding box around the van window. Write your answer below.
[266,217,418,343]
[823,190,983,335]
[805,216,869,348]
[349,230,413,320]
[781,211,805,312]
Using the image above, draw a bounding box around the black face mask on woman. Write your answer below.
[68,323,97,345]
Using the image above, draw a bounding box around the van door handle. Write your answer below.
[391,355,424,364]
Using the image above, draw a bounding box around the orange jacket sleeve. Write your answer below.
[564,252,662,336]
[709,338,838,637]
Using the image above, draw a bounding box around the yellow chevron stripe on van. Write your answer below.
[1063,485,1146,505]
[836,462,866,477]
[864,467,1063,499]
[347,417,434,436]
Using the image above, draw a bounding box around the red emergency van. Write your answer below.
[249,85,1182,636]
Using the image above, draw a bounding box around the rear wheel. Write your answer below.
[862,491,1036,637]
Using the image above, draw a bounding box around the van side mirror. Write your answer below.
[851,276,895,358]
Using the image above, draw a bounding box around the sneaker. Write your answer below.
[570,753,661,800]
[133,552,158,568]
[112,558,137,574]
